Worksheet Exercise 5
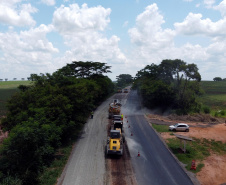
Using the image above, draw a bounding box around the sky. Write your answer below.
[0,0,226,81]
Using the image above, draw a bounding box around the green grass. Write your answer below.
[0,81,32,89]
[199,81,226,111]
[200,81,226,94]
[152,124,226,173]
[167,137,226,173]
[152,124,169,132]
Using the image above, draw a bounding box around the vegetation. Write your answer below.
[152,124,226,173]
[133,59,202,114]
[213,77,223,81]
[116,74,133,89]
[167,137,226,172]
[0,61,114,185]
[0,81,32,117]
[152,124,169,132]
[199,81,226,115]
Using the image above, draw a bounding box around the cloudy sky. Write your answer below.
[0,0,226,81]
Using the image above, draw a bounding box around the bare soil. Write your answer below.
[147,113,226,185]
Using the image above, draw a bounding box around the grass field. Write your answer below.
[199,81,226,111]
[0,81,32,116]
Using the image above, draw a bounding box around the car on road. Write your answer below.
[169,123,189,132]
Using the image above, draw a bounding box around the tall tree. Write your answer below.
[133,59,202,114]
[55,61,111,78]
[116,74,133,88]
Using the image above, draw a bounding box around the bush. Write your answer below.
[220,110,225,116]
[202,106,210,114]
[214,110,226,117]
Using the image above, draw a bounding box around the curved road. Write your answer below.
[122,90,194,185]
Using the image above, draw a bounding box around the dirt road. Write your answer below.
[58,92,136,185]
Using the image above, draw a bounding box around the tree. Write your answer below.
[55,61,111,78]
[0,61,114,184]
[116,74,133,88]
[213,77,222,81]
[133,59,202,114]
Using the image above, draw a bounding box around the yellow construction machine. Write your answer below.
[106,129,123,155]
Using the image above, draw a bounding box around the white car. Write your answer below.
[169,123,189,132]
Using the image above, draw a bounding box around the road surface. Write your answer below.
[122,90,195,185]
[58,89,197,185]
[57,98,109,185]
[57,92,136,185]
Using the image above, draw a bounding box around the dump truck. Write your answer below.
[108,102,121,119]
[124,89,128,93]
[106,129,123,155]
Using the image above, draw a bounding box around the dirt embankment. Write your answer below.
[147,113,226,185]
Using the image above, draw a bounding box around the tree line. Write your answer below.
[133,59,202,114]
[0,61,114,184]
[213,77,226,81]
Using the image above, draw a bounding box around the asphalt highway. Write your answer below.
[123,90,194,185]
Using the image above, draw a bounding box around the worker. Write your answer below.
[121,114,123,120]
[91,111,94,119]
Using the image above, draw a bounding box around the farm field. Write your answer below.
[199,81,226,110]
[0,81,32,116]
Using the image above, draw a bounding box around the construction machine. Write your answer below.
[106,129,123,155]
[108,102,121,119]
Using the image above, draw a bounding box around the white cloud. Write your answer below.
[0,24,58,79]
[41,0,55,6]
[128,4,175,49]
[53,3,111,34]
[214,0,226,18]
[51,3,127,78]
[174,13,226,38]
[128,3,176,65]
[125,3,226,81]
[204,0,216,8]
[123,21,128,27]
[0,1,37,27]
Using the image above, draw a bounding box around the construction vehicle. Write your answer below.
[108,102,121,119]
[106,129,123,155]
[124,88,128,93]
[113,99,121,106]
[112,120,123,132]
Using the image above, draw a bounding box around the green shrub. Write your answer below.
[220,110,225,116]
[202,106,210,114]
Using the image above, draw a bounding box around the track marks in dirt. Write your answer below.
[106,142,136,185]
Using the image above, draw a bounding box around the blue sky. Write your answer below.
[0,0,226,81]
